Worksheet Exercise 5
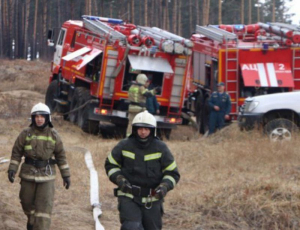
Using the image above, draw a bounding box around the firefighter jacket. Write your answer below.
[208,91,231,115]
[128,84,155,113]
[8,126,70,183]
[105,136,180,202]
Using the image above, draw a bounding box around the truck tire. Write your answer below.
[264,118,298,141]
[45,80,59,113]
[69,87,86,124]
[77,89,99,135]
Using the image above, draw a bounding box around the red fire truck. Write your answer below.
[185,23,300,133]
[46,15,192,137]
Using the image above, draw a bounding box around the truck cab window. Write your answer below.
[57,29,66,45]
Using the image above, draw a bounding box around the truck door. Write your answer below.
[54,28,66,67]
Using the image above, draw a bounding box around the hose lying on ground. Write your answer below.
[66,147,105,230]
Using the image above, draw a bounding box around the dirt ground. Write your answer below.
[1,59,300,230]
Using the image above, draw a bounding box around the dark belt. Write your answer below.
[25,157,57,168]
[130,102,146,108]
[114,185,155,197]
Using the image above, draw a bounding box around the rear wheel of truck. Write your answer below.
[264,118,298,142]
[77,88,99,135]
[45,80,59,113]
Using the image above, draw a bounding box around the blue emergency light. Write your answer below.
[234,24,244,31]
[82,15,123,24]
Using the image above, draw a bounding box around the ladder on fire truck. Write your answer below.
[196,25,239,116]
[82,16,127,113]
[82,16,126,43]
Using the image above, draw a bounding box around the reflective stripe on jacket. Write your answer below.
[8,126,70,183]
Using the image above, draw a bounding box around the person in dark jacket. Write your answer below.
[208,82,231,135]
[7,103,71,230]
[105,111,180,230]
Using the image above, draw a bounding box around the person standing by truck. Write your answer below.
[208,82,231,135]
[126,73,157,136]
[7,103,71,230]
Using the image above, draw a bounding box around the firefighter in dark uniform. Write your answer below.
[208,82,232,135]
[105,111,180,230]
[7,103,71,230]
[126,73,157,136]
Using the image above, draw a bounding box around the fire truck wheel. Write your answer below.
[264,118,298,142]
[78,88,100,135]
[69,87,86,124]
[45,80,59,113]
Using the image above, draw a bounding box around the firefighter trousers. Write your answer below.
[208,111,225,135]
[118,197,163,230]
[126,111,140,136]
[19,179,55,230]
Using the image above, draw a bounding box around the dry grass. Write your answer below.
[1,60,300,230]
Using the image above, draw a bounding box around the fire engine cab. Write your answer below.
[46,15,192,137]
[185,22,300,133]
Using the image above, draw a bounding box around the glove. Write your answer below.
[63,177,71,189]
[8,170,15,183]
[154,183,168,200]
[116,175,132,193]
[154,87,161,94]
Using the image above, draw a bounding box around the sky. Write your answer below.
[285,0,300,24]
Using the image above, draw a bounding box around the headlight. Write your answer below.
[246,101,259,112]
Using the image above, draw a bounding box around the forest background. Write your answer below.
[0,0,294,60]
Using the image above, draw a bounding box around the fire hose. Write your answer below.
[67,147,105,230]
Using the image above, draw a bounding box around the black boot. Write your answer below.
[27,223,33,230]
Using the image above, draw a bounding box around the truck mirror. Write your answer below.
[47,30,53,39]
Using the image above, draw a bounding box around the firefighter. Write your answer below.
[105,111,180,230]
[126,73,157,136]
[208,82,231,135]
[7,102,71,230]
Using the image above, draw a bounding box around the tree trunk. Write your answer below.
[130,0,134,23]
[206,0,210,25]
[178,0,182,35]
[0,0,2,57]
[43,0,47,58]
[195,0,200,25]
[33,0,38,59]
[127,0,130,21]
[218,0,222,24]
[203,0,207,25]
[166,0,169,31]
[189,0,193,34]
[172,0,177,33]
[24,0,31,58]
[241,0,244,24]
[144,0,148,26]
[248,0,251,24]
[272,0,275,22]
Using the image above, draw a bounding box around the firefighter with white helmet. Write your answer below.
[8,102,70,230]
[126,73,159,136]
[105,111,180,230]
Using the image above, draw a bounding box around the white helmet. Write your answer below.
[132,110,157,128]
[136,74,148,85]
[30,103,53,128]
[31,103,51,115]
